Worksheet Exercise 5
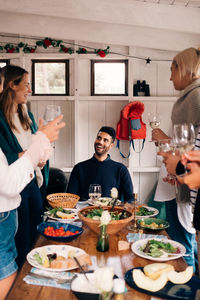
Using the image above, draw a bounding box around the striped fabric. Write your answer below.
[190,128,200,211]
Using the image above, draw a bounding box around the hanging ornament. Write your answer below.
[95,46,110,57]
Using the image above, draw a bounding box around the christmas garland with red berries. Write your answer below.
[0,37,110,57]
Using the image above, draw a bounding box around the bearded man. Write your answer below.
[67,126,133,202]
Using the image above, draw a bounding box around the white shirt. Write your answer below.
[0,132,52,213]
[0,149,34,212]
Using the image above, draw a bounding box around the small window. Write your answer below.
[0,60,9,68]
[91,60,128,96]
[32,60,69,95]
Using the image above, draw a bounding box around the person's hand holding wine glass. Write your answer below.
[148,112,169,143]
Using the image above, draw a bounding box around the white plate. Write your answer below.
[131,238,186,261]
[44,208,79,223]
[27,245,86,272]
[87,197,121,207]
[135,206,159,219]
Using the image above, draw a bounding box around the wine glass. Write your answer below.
[88,184,102,202]
[172,123,195,176]
[157,139,178,195]
[43,105,61,124]
[172,123,195,155]
[148,112,161,142]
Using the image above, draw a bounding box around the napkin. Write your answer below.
[126,233,168,243]
[23,267,75,290]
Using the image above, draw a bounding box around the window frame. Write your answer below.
[91,59,128,96]
[31,59,69,96]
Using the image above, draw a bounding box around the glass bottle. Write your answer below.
[96,225,109,252]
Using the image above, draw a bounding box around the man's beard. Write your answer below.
[94,143,108,157]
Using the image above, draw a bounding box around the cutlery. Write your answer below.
[110,198,118,212]
[145,253,189,257]
[119,207,127,219]
[27,272,74,284]
[73,256,90,282]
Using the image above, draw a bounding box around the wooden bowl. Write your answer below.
[78,206,134,235]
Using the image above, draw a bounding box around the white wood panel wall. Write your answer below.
[1,43,178,203]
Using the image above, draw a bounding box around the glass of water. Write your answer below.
[89,184,102,202]
[43,105,61,124]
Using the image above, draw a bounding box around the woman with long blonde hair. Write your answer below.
[152,47,200,274]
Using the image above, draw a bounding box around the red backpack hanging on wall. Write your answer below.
[116,101,146,158]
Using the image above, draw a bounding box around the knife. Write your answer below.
[73,256,90,282]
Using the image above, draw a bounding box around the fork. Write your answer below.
[27,272,75,284]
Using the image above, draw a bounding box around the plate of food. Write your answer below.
[44,207,79,222]
[125,265,198,300]
[134,206,159,219]
[131,238,186,261]
[87,197,121,207]
[138,218,169,230]
[27,245,92,272]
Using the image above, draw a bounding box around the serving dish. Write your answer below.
[44,208,79,223]
[78,206,133,235]
[125,267,200,300]
[27,245,86,272]
[137,218,169,230]
[37,222,83,242]
[134,205,159,219]
[131,238,186,261]
[87,197,121,207]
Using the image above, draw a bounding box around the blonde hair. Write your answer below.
[0,65,31,131]
[172,47,200,81]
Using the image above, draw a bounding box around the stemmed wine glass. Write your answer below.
[157,139,178,195]
[43,105,61,124]
[172,123,195,155]
[148,112,161,142]
[172,123,195,175]
[89,184,102,202]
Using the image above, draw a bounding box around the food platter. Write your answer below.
[137,218,169,230]
[27,245,86,272]
[134,206,159,219]
[44,208,79,222]
[87,197,121,207]
[125,267,200,300]
[131,238,186,261]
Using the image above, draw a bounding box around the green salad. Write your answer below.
[141,239,178,258]
[136,207,155,216]
[83,208,129,220]
[46,207,74,217]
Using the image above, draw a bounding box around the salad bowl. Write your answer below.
[78,205,134,235]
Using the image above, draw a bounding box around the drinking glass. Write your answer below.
[89,184,102,201]
[43,105,61,124]
[172,123,195,155]
[148,112,161,142]
[157,139,178,195]
[172,123,195,176]
[43,105,61,148]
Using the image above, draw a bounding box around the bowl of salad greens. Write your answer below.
[134,206,159,219]
[78,206,134,235]
[131,238,186,261]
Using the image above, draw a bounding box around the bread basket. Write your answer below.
[46,193,80,208]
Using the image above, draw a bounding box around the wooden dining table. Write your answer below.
[7,224,187,300]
